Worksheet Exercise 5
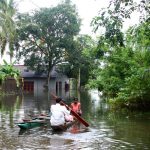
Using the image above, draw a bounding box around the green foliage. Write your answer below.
[89,0,150,109]
[89,18,150,109]
[0,60,20,87]
[16,1,81,77]
[0,0,17,61]
[91,0,149,48]
[61,34,97,86]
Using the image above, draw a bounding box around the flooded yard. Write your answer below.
[0,90,150,149]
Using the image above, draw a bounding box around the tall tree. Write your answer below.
[75,35,97,87]
[91,0,149,48]
[59,34,97,88]
[16,0,81,95]
[89,0,150,109]
[0,0,17,62]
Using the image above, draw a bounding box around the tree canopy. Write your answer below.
[16,1,81,76]
[0,0,17,61]
[88,0,150,110]
[59,34,97,86]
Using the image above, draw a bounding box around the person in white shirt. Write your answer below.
[50,97,73,127]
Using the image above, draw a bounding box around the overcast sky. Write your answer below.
[15,0,110,36]
[15,0,139,35]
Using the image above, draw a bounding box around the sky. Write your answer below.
[15,0,139,34]
[1,0,139,64]
[15,0,110,36]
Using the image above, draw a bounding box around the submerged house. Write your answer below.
[2,65,69,95]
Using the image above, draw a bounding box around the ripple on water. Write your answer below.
[45,127,137,150]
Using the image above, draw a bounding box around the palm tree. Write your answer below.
[0,0,16,63]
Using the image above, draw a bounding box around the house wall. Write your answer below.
[33,77,69,99]
[34,79,46,94]
[49,79,56,91]
[24,78,57,96]
[24,76,69,91]
[2,65,70,96]
[55,74,70,98]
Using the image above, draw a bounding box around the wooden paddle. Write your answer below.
[51,93,89,127]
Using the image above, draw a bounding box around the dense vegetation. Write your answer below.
[88,0,150,110]
[0,0,149,110]
[0,0,20,88]
[0,0,17,63]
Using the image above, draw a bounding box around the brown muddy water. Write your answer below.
[0,90,150,150]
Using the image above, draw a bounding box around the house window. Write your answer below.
[24,81,34,92]
[65,81,69,91]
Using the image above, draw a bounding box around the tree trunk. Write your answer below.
[77,68,80,90]
[47,71,51,101]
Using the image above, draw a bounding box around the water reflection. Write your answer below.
[0,90,150,149]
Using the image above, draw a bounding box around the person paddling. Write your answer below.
[51,93,89,127]
[70,97,82,116]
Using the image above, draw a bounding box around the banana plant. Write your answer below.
[0,60,20,87]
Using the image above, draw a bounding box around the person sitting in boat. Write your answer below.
[70,97,82,116]
[50,97,73,128]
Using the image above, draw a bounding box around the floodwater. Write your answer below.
[0,90,150,150]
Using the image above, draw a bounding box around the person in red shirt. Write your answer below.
[70,97,82,116]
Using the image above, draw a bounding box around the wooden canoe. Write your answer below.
[18,118,76,131]
[17,120,47,130]
[51,120,76,132]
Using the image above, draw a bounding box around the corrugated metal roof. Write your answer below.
[14,65,58,78]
